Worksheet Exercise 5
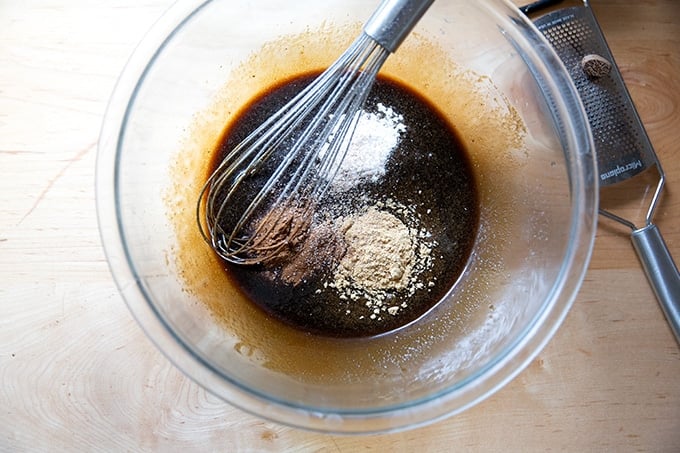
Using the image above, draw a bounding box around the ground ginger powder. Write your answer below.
[335,207,415,292]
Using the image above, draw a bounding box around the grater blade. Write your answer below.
[533,3,660,186]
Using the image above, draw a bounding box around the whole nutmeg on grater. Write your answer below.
[581,53,612,79]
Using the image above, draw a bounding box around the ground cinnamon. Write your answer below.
[252,201,346,285]
[249,202,312,264]
[280,220,346,285]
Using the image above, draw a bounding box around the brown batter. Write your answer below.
[206,72,480,337]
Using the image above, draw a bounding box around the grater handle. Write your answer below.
[631,224,680,344]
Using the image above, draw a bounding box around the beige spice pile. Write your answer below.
[327,203,437,320]
[334,207,415,292]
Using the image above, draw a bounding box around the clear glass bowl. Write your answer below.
[97,0,598,433]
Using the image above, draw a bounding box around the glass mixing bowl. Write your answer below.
[97,0,598,433]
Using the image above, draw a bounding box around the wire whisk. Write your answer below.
[197,0,434,265]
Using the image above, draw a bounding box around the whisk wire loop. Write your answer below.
[197,0,427,264]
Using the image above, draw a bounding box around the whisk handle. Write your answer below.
[364,0,435,53]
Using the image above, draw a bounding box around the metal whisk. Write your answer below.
[197,0,434,265]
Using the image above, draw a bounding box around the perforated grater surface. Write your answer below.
[523,0,680,343]
[532,2,657,186]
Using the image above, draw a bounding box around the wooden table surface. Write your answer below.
[2,0,679,451]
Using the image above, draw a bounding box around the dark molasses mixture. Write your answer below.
[208,72,479,338]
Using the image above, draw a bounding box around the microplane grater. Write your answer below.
[533,3,657,186]
[524,0,680,343]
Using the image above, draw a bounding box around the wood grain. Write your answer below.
[1,0,679,451]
